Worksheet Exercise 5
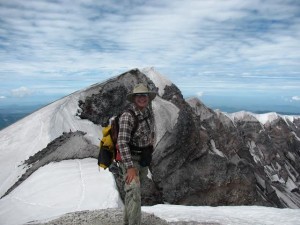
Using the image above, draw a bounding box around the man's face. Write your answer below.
[134,93,149,110]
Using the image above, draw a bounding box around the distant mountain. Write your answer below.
[0,113,27,130]
[0,68,300,225]
[254,110,300,116]
[207,105,300,116]
[0,104,44,130]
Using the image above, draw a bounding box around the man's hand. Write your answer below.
[126,167,137,184]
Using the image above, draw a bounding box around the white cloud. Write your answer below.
[0,96,6,99]
[0,0,300,108]
[11,87,33,98]
[292,96,300,101]
[196,91,204,97]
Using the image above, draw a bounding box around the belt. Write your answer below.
[131,150,142,155]
[129,144,153,155]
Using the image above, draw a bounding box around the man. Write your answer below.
[117,83,156,225]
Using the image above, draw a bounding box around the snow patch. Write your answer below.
[287,152,296,162]
[247,141,264,164]
[143,204,300,225]
[284,162,298,183]
[284,115,300,123]
[0,158,122,225]
[210,140,226,158]
[286,177,298,192]
[272,186,299,209]
[152,96,179,147]
[264,164,285,184]
[292,132,300,141]
[142,67,172,96]
[228,111,300,127]
[0,92,101,197]
[253,112,280,125]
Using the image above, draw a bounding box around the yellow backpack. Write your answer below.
[97,109,139,170]
[98,126,114,169]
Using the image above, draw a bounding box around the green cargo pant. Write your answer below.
[120,155,148,225]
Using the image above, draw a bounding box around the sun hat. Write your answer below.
[126,83,157,103]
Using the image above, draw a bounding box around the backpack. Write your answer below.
[97,109,138,170]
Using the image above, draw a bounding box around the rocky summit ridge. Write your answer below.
[1,67,300,211]
[77,68,300,208]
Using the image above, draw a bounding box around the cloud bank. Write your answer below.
[0,0,299,112]
[11,87,33,98]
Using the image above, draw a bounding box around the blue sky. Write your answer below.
[0,0,300,113]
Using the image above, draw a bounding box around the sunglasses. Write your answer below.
[134,93,149,97]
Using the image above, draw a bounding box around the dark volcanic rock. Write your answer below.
[151,95,264,206]
[78,68,157,126]
[76,69,300,208]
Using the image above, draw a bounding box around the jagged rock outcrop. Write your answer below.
[151,94,263,206]
[78,69,157,126]
[76,68,300,208]
[187,100,300,208]
[232,112,300,208]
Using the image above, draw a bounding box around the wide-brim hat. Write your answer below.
[126,83,157,103]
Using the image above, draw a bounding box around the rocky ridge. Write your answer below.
[77,68,300,208]
[3,68,299,210]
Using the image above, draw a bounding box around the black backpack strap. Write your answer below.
[126,108,152,133]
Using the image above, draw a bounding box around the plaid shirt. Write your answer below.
[117,104,154,169]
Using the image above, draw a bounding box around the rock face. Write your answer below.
[184,99,300,208]
[77,68,300,208]
[78,69,157,126]
[233,113,300,208]
[152,94,263,206]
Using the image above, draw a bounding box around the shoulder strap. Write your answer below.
[109,109,142,146]
[126,109,139,136]
[127,108,153,133]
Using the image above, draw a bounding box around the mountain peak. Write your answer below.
[141,67,172,96]
[229,111,258,123]
[1,68,300,225]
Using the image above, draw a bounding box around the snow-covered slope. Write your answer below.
[0,67,177,198]
[0,92,101,198]
[0,159,121,225]
[0,67,181,224]
[227,110,300,126]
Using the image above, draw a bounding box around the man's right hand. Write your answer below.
[126,167,137,184]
